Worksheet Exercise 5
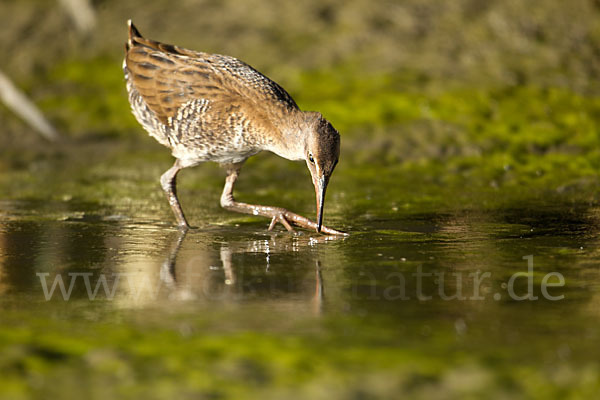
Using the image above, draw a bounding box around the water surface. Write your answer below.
[1,142,599,399]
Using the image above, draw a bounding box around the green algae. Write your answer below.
[31,56,600,208]
[0,296,598,400]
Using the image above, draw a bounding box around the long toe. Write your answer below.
[268,214,295,232]
[319,225,349,236]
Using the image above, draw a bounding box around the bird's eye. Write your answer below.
[308,153,315,164]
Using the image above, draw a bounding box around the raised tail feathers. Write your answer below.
[126,19,143,51]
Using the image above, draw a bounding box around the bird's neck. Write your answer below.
[265,111,309,161]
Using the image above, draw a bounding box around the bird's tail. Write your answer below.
[125,19,142,51]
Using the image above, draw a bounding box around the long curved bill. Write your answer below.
[315,176,328,233]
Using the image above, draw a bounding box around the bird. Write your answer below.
[123,20,346,235]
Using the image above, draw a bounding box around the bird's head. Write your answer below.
[303,112,340,233]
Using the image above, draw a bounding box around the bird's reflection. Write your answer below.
[159,228,187,289]
[219,245,236,286]
[158,229,341,312]
[313,260,323,315]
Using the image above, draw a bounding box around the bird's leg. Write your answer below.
[220,163,346,235]
[160,160,190,229]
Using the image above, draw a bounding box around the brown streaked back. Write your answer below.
[124,21,299,126]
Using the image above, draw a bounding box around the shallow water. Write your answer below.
[1,142,600,398]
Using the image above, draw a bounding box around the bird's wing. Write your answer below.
[125,35,299,125]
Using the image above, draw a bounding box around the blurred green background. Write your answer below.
[2,0,599,192]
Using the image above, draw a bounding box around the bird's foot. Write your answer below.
[268,213,295,232]
[221,200,347,236]
[172,218,191,232]
[274,208,348,236]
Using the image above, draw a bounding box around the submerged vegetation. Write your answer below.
[2,305,599,400]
